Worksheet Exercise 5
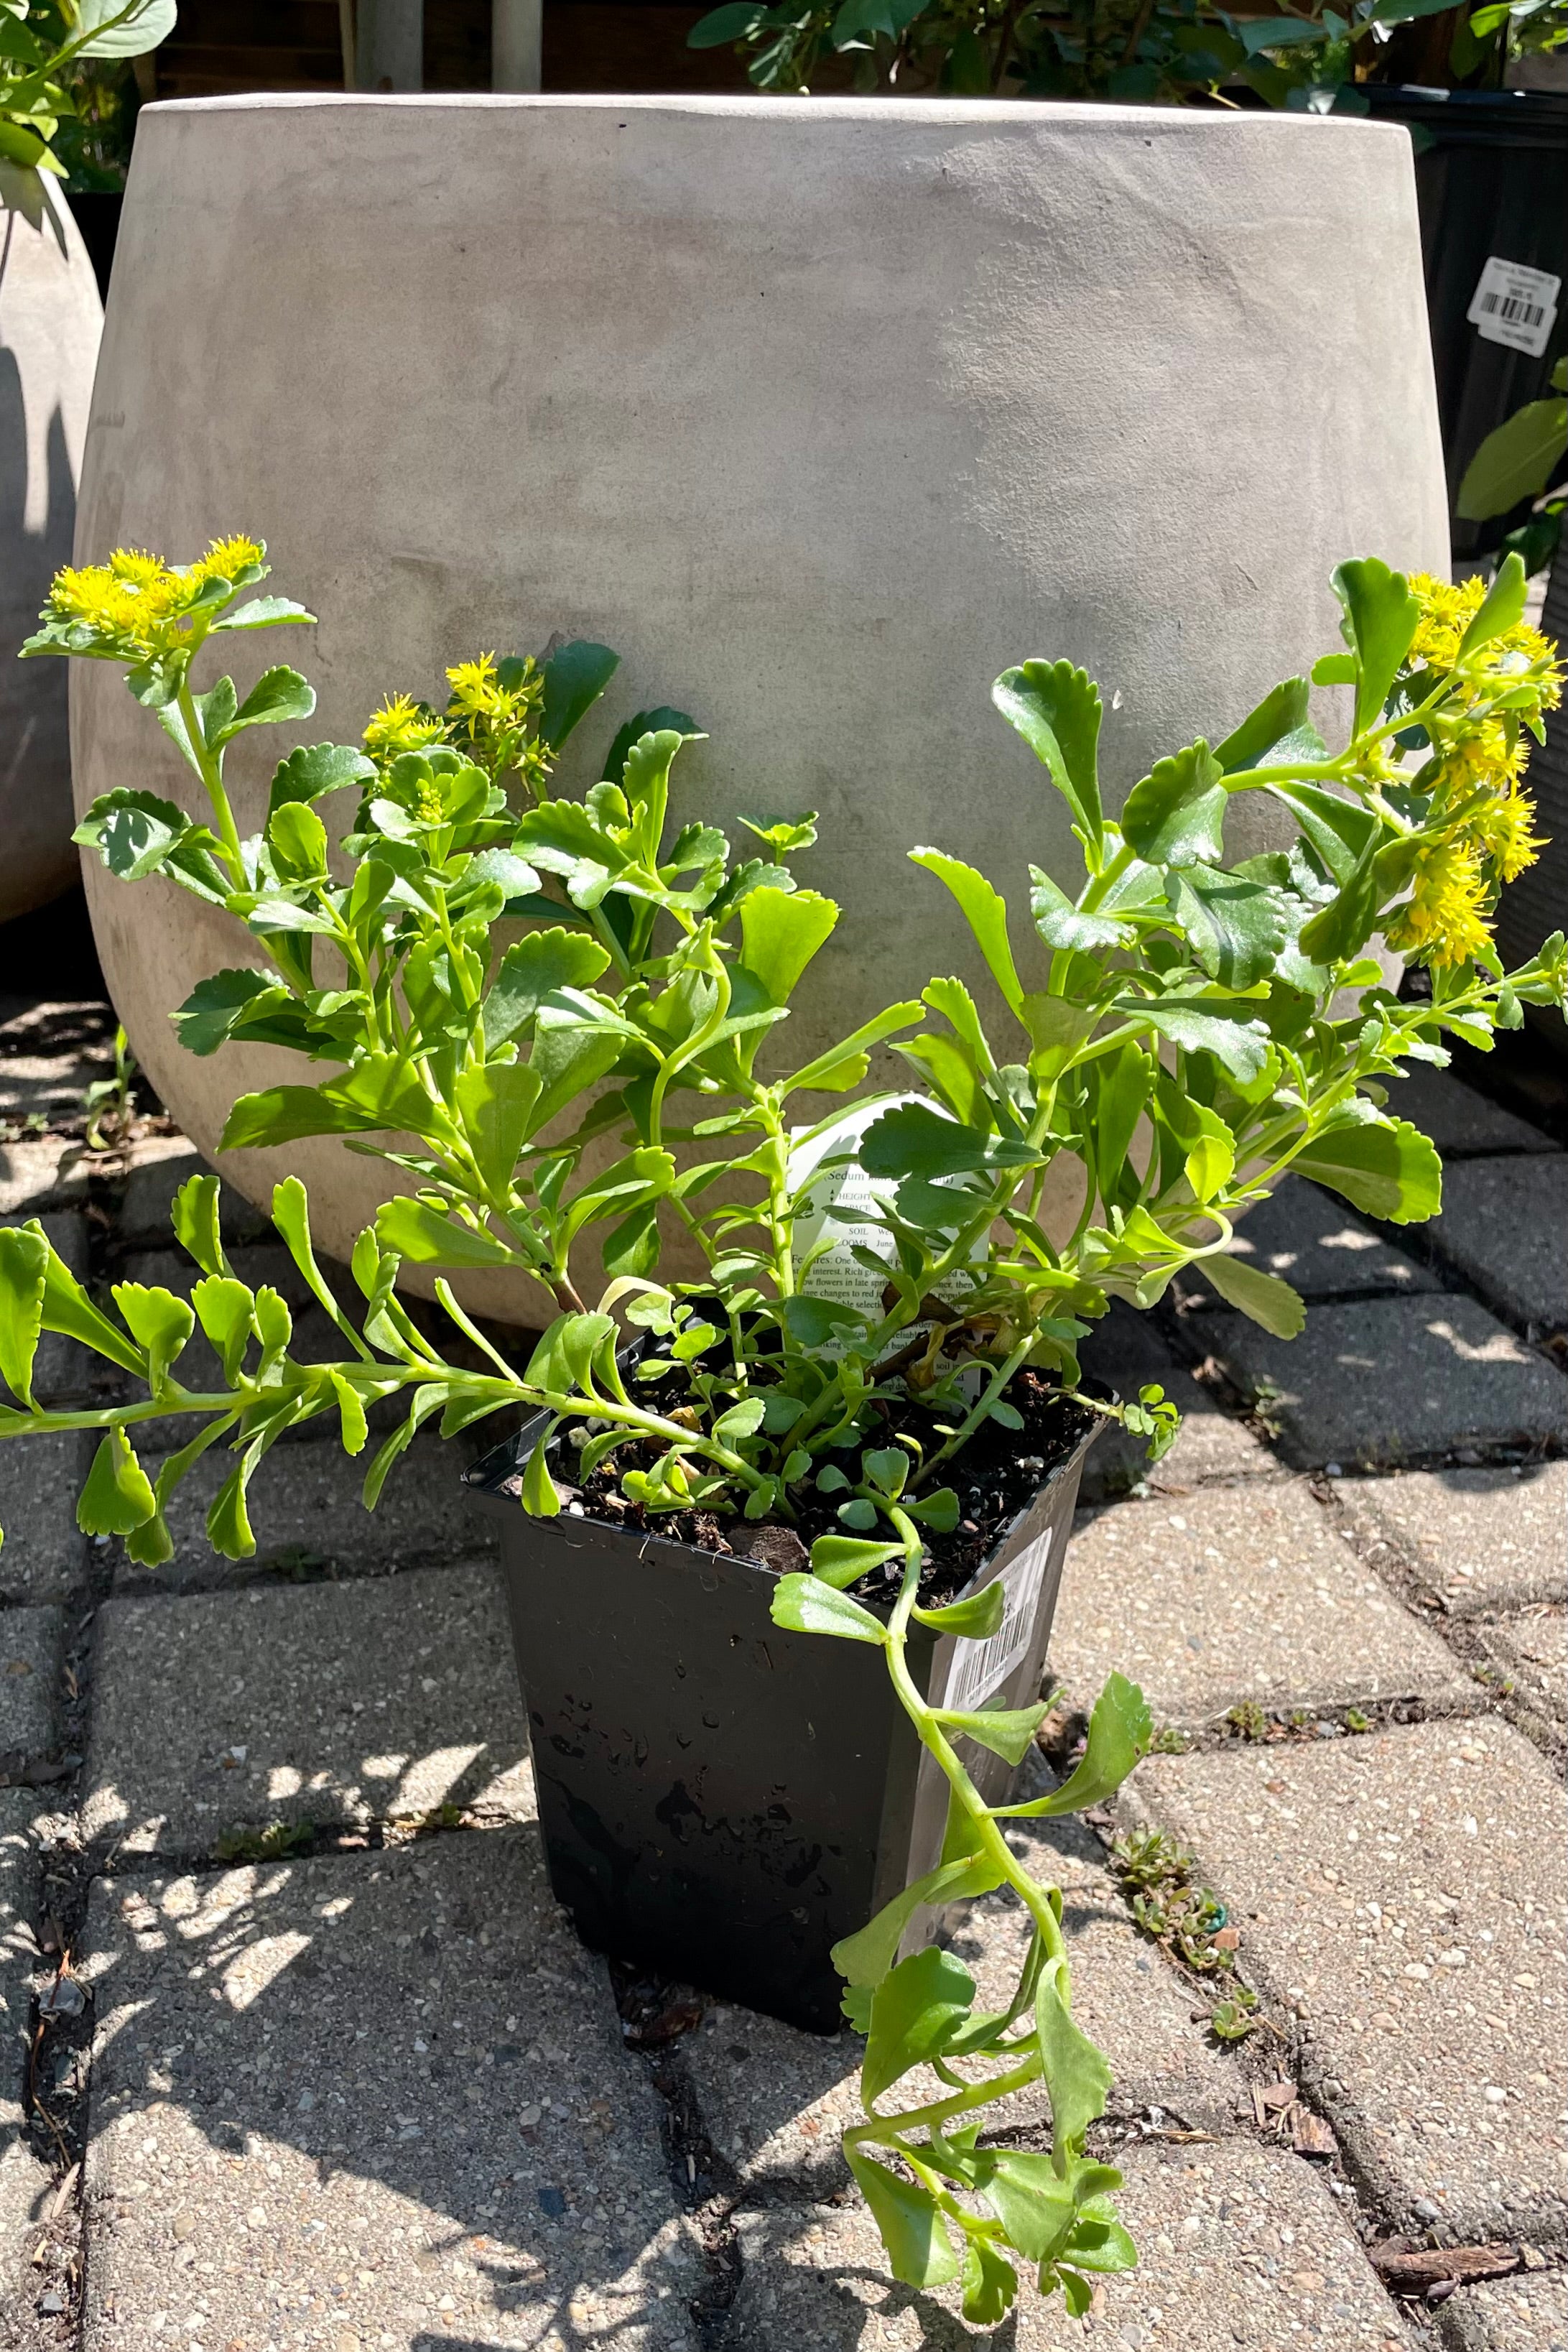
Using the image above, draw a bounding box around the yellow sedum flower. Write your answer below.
[187,534,265,585]
[1386,838,1493,968]
[363,693,444,760]
[446,653,504,716]
[1472,787,1546,884]
[44,534,269,659]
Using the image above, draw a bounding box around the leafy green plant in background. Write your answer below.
[687,0,1566,105]
[1459,355,1568,580]
[2,537,1564,2321]
[0,0,170,181]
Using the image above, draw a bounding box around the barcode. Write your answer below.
[945,1526,1054,1714]
[1479,290,1547,329]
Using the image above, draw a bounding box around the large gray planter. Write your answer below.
[1,167,101,924]
[73,95,1447,1320]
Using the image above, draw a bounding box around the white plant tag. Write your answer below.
[942,1522,1058,1715]
[1467,257,1560,358]
[786,1096,984,1346]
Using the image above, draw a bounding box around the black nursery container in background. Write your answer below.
[1361,86,1568,562]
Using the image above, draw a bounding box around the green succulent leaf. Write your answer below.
[539,640,620,750]
[1119,742,1227,867]
[1331,557,1420,735]
[1195,1251,1305,1338]
[770,1572,887,1646]
[861,1944,977,2105]
[992,659,1104,851]
[1291,1116,1441,1223]
[909,850,1024,1016]
[911,1578,1006,1638]
[1036,1962,1115,2158]
[78,1427,158,1537]
[997,1672,1152,1819]
[961,2236,1020,2327]
[739,886,838,1007]
[844,2147,961,2290]
[934,1699,1050,1764]
[0,1226,48,1407]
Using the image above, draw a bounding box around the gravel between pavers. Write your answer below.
[0,1606,63,1762]
[1178,1178,1444,1306]
[716,2137,1417,2350]
[1424,1157,1568,1338]
[1482,1606,1566,1721]
[685,1808,1238,2191]
[1131,1718,1568,2242]
[1199,1295,1568,1468]
[80,1830,702,2351]
[82,1561,533,1856]
[1334,1463,1568,1616]
[1052,1482,1471,1728]
[116,1426,497,1593]
[0,1428,91,1605]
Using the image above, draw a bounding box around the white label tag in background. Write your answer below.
[786,1096,984,1346]
[942,1524,1057,1716]
[1467,257,1560,358]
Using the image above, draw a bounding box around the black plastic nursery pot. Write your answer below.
[1359,87,1568,561]
[468,1399,1101,2033]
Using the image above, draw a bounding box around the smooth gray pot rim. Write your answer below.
[137,88,1419,144]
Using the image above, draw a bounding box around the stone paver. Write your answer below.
[1200,1295,1568,1468]
[718,2139,1416,2350]
[1385,1063,1556,1159]
[0,1790,42,2111]
[1052,1483,1470,1728]
[118,1426,497,1592]
[1133,1718,1568,2241]
[1179,1179,1443,1307]
[1424,1157,1568,1336]
[80,1830,702,2351]
[83,1561,533,1856]
[1442,2268,1568,2352]
[0,1428,91,1604]
[0,1790,51,2310]
[0,1606,63,1763]
[1483,1606,1565,1721]
[115,1136,271,1250]
[1335,1464,1567,1616]
[687,1805,1238,2193]
[0,998,115,1125]
[31,1208,103,1407]
[1077,1302,1280,1503]
[0,1136,88,1217]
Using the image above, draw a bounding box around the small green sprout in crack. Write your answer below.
[1147,1725,1192,1755]
[1208,1990,1260,2044]
[1110,1830,1239,1976]
[1342,1707,1373,1733]
[213,1820,315,1864]
[1224,1701,1270,1742]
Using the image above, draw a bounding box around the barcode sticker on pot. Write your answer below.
[943,1524,1058,1716]
[1467,257,1560,358]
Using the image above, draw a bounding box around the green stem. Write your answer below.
[175,680,246,882]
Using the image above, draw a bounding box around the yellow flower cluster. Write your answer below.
[1381,573,1563,966]
[363,692,445,760]
[46,537,265,657]
[1408,571,1562,708]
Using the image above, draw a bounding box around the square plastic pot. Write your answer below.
[467,1407,1100,2032]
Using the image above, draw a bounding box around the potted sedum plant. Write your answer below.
[2,536,1562,2327]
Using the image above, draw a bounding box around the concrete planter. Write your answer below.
[1,167,101,923]
[73,95,1447,1316]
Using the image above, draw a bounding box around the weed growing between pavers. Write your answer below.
[1,541,1565,2328]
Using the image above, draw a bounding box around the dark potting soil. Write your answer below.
[498,1371,1099,1610]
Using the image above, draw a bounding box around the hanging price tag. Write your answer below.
[1467,257,1560,359]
